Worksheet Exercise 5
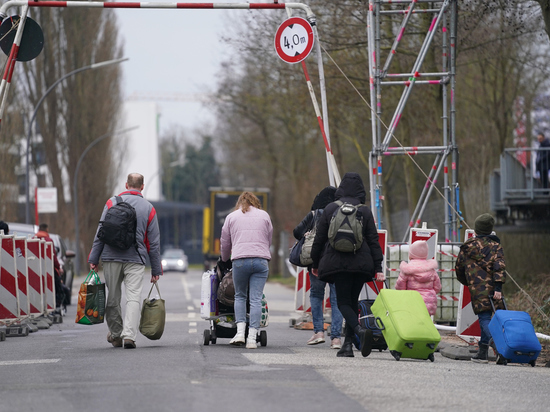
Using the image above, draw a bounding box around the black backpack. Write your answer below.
[97,196,137,250]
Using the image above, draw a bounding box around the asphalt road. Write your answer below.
[1,268,549,412]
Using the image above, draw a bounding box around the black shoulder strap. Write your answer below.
[356,204,364,221]
[115,195,123,204]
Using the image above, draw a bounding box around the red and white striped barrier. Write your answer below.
[26,238,44,317]
[0,234,20,322]
[1,234,57,322]
[410,226,438,260]
[41,241,55,313]
[438,294,459,302]
[15,237,30,317]
[294,267,311,313]
[456,285,480,342]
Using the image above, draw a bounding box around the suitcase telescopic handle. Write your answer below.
[489,294,508,312]
[365,279,388,299]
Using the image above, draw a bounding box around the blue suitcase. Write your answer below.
[488,298,541,367]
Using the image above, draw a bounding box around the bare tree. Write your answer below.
[0,89,26,221]
[11,9,124,272]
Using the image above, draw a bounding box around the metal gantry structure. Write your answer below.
[366,0,460,242]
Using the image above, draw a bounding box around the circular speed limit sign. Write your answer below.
[274,17,314,64]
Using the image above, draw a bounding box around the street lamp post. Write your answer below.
[73,126,138,276]
[25,57,128,223]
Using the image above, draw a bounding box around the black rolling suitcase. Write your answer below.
[358,281,387,352]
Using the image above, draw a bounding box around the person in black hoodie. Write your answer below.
[293,186,343,349]
[311,173,385,358]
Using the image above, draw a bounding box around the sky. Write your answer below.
[115,4,243,138]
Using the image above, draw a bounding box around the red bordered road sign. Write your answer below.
[274,17,314,64]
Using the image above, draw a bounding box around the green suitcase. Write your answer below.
[371,289,441,362]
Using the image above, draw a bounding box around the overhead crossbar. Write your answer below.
[0,1,313,15]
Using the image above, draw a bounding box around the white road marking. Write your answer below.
[189,329,197,333]
[166,313,198,322]
[0,359,61,366]
[187,306,194,311]
[181,276,191,301]
[189,322,197,327]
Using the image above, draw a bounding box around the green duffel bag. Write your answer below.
[139,282,166,340]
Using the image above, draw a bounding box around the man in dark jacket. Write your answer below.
[311,172,385,358]
[89,173,162,349]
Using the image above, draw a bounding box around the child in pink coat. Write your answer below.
[396,240,441,316]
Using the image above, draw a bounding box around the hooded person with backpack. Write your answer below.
[89,173,162,349]
[293,186,343,349]
[311,172,385,358]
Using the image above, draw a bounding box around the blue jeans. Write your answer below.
[309,272,343,338]
[478,310,493,345]
[232,258,269,329]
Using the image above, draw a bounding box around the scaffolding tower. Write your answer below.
[367,0,460,242]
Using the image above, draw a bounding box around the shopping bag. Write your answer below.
[75,270,105,325]
[139,282,166,340]
[217,269,235,307]
[289,236,305,266]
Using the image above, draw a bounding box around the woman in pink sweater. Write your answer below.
[220,191,273,349]
[396,240,441,316]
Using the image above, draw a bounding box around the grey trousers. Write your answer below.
[103,262,145,342]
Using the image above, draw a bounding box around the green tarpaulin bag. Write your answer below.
[75,270,105,325]
[139,282,166,340]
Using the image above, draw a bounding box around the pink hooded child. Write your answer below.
[396,240,441,316]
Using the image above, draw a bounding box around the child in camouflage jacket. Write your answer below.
[455,213,506,363]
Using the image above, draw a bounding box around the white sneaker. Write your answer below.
[246,327,258,349]
[307,332,325,345]
[230,323,246,346]
[246,338,258,349]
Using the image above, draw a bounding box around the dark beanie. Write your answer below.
[474,213,495,235]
